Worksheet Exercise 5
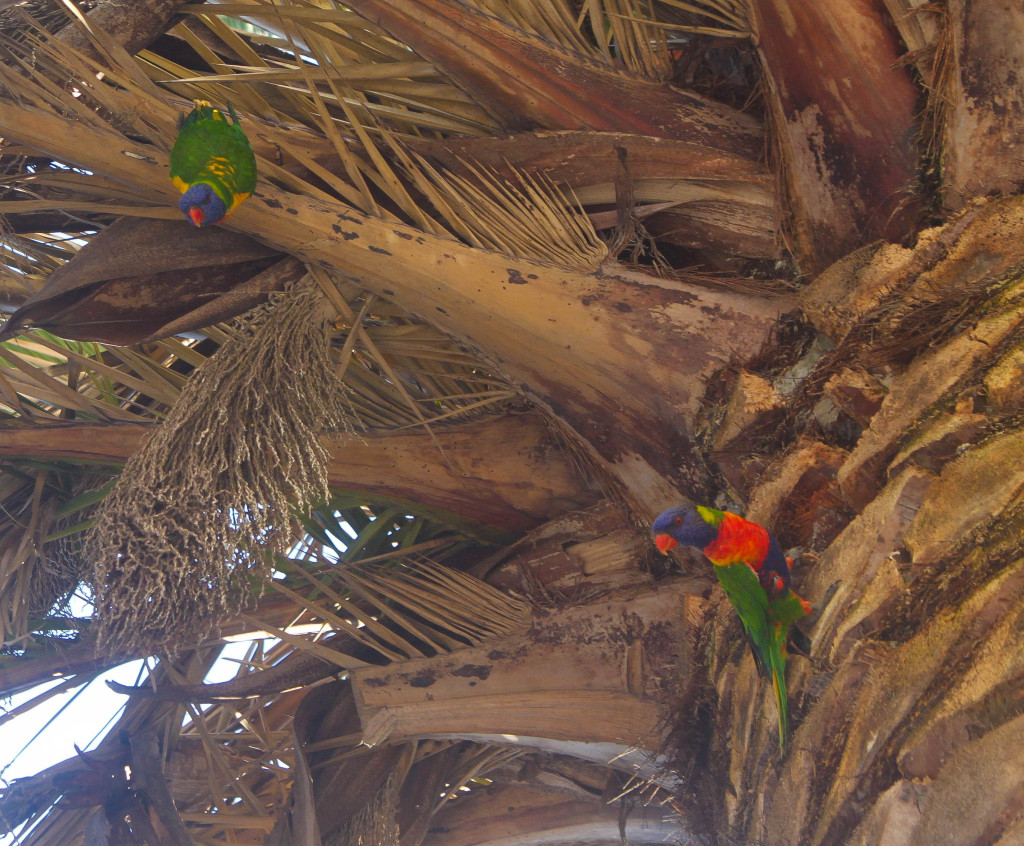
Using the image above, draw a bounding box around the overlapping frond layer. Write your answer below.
[656,0,750,37]
[0,5,607,279]
[461,0,675,77]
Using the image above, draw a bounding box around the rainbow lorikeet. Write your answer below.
[652,504,812,748]
[170,101,257,227]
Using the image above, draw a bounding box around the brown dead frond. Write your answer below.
[655,0,750,38]
[464,0,677,78]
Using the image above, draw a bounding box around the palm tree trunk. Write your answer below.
[691,198,1024,845]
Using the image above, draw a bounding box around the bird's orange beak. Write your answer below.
[189,207,204,227]
[654,533,677,554]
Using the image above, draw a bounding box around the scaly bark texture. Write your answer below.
[688,197,1024,846]
[751,0,923,273]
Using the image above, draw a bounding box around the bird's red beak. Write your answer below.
[188,207,204,227]
[654,533,677,554]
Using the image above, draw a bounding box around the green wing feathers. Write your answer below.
[714,562,772,676]
[716,562,799,749]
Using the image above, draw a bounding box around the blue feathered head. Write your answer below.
[179,183,227,227]
[651,504,716,553]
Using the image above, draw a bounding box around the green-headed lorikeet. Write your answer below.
[652,504,812,748]
[170,101,257,227]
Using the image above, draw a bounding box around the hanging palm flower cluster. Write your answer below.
[84,276,358,654]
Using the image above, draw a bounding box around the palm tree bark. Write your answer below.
[686,199,1024,845]
[939,0,1024,207]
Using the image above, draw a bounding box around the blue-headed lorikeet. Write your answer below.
[652,504,812,748]
[170,101,257,227]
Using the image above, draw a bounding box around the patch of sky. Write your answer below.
[0,657,148,846]
[0,505,370,843]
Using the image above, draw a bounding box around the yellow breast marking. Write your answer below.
[204,157,237,179]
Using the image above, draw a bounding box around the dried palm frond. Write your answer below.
[456,0,676,78]
[0,275,512,652]
[0,329,178,646]
[922,1,953,171]
[0,0,538,651]
[0,3,688,843]
[457,0,750,76]
[587,0,674,77]
[401,153,607,272]
[261,553,530,666]
[342,558,530,644]
[0,466,112,649]
[2,511,529,843]
[433,743,526,812]
[163,0,498,137]
[0,5,601,836]
[2,4,607,278]
[656,0,751,37]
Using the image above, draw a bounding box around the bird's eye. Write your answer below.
[674,516,683,525]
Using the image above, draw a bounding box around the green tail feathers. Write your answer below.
[715,561,811,750]
[769,636,789,748]
[767,590,810,748]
